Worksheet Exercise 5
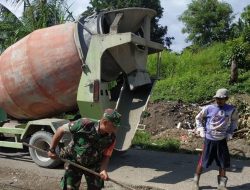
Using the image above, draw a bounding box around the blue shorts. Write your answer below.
[198,138,230,169]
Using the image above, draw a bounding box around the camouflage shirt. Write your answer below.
[60,118,116,167]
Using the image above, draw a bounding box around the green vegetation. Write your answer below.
[148,42,250,103]
[0,0,73,53]
[179,0,233,46]
[132,131,180,152]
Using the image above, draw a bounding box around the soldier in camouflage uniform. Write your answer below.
[48,108,121,190]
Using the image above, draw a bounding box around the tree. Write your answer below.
[21,0,68,32]
[0,0,73,53]
[84,0,171,47]
[0,5,26,52]
[219,38,249,84]
[230,5,250,41]
[179,0,234,46]
[230,18,244,39]
[241,5,250,43]
[241,5,250,26]
[218,5,250,84]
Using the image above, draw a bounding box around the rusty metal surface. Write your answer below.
[0,23,82,119]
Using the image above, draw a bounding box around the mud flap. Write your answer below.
[115,80,155,151]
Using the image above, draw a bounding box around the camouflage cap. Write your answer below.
[103,108,121,128]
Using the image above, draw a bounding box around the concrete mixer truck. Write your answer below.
[0,7,163,168]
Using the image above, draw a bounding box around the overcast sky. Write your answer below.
[1,0,250,52]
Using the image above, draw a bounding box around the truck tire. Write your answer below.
[29,131,61,168]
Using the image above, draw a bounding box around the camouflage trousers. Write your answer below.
[60,162,104,190]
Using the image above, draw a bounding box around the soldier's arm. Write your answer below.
[99,140,116,180]
[48,124,69,159]
[99,156,111,180]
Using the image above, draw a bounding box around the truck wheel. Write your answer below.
[29,131,61,168]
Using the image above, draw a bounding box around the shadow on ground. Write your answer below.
[111,148,250,186]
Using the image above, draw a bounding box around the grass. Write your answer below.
[147,42,250,103]
[131,131,250,160]
[131,131,180,152]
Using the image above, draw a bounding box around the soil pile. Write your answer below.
[142,94,250,158]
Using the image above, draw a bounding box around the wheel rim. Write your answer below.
[33,139,51,162]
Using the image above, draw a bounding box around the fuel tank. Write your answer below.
[0,23,82,119]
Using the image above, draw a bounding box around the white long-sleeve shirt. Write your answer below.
[196,104,238,141]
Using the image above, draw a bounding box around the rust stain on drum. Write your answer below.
[0,23,82,119]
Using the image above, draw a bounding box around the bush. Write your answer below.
[219,37,250,70]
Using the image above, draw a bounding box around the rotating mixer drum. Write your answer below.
[0,23,82,119]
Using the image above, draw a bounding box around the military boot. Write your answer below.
[192,174,200,190]
[217,175,228,190]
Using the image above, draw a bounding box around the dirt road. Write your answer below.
[0,147,250,190]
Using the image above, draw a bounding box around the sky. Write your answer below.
[1,0,250,52]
